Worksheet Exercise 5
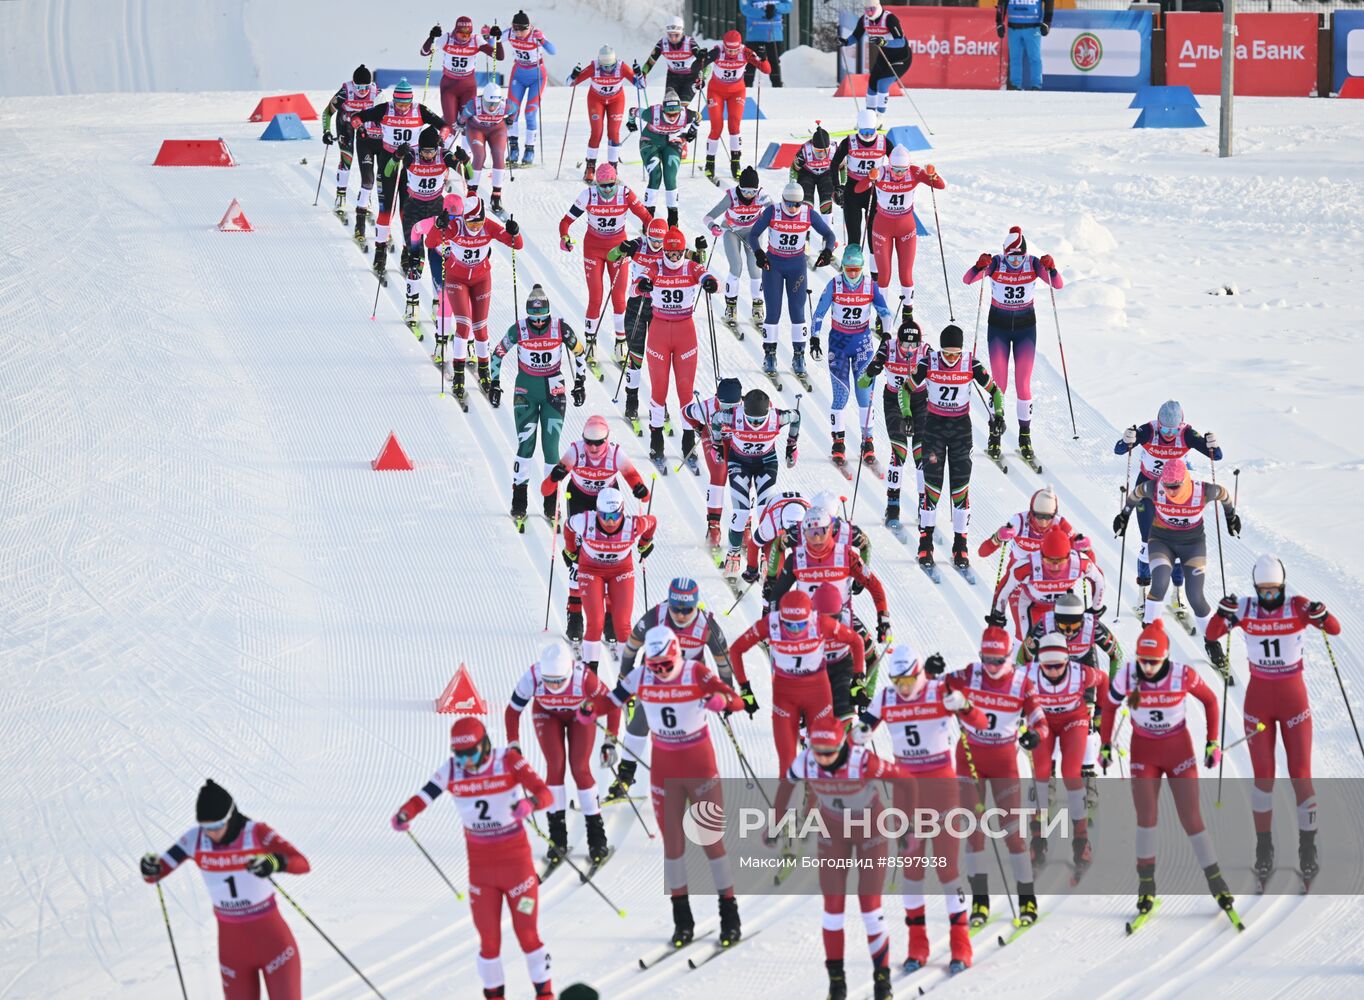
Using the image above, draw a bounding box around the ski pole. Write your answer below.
[1222,722,1267,755]
[1324,633,1364,760]
[705,288,721,387]
[1048,283,1078,440]
[994,545,1008,590]
[1217,720,1270,808]
[929,186,953,321]
[313,141,330,207]
[752,71,762,169]
[526,815,627,915]
[542,490,561,632]
[689,78,707,177]
[605,752,656,839]
[555,82,579,181]
[511,226,520,326]
[370,159,406,320]
[439,299,448,398]
[959,734,1017,922]
[849,378,873,524]
[421,49,435,105]
[268,876,387,998]
[722,716,775,809]
[1114,487,1130,622]
[1211,456,1228,601]
[153,882,189,1000]
[405,829,465,899]
[723,577,757,616]
[872,41,933,135]
[641,475,656,608]
[970,273,984,356]
[837,45,862,113]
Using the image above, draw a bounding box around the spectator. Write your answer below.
[997,0,1054,92]
[740,1,791,87]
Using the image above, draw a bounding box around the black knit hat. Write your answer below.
[196,779,234,824]
[939,325,964,351]
[353,64,371,86]
[812,126,830,148]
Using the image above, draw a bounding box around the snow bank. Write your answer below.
[780,45,836,88]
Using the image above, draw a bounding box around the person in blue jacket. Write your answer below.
[740,1,791,87]
[997,0,1054,92]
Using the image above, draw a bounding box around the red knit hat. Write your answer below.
[1003,226,1026,255]
[1135,620,1169,660]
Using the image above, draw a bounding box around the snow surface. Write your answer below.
[4,6,1364,1000]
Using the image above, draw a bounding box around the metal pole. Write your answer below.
[1218,1,1236,158]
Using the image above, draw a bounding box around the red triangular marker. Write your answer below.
[217,199,252,231]
[436,663,488,714]
[371,431,413,470]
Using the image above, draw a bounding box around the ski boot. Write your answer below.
[885,489,901,526]
[825,959,848,1000]
[703,154,716,180]
[353,206,368,243]
[1030,818,1048,866]
[372,239,389,274]
[706,515,722,550]
[1072,836,1093,878]
[1082,763,1099,814]
[830,431,847,465]
[723,548,742,580]
[1253,831,1274,884]
[730,151,742,179]
[333,187,347,219]
[762,343,778,377]
[624,387,640,424]
[583,158,596,183]
[543,491,557,521]
[1017,883,1038,926]
[604,758,636,802]
[449,361,466,401]
[948,909,972,972]
[483,988,505,999]
[583,332,598,364]
[1019,425,1036,463]
[403,292,419,325]
[650,426,665,462]
[1299,830,1319,884]
[671,894,696,947]
[792,344,807,378]
[545,809,568,864]
[667,206,678,227]
[613,335,628,366]
[603,610,615,645]
[510,482,529,522]
[723,296,738,325]
[507,135,520,165]
[872,965,892,1000]
[1206,637,1229,675]
[918,528,935,568]
[533,983,553,999]
[585,813,610,865]
[489,188,504,215]
[952,532,971,570]
[476,359,492,392]
[566,608,584,642]
[904,906,929,971]
[1136,862,1157,916]
[1204,864,1235,912]
[968,874,990,928]
[861,435,876,467]
[751,298,765,324]
[717,894,742,947]
[522,144,536,166]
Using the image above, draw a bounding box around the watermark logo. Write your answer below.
[683,800,726,847]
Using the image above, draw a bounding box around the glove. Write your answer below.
[876,612,892,643]
[683,125,698,143]
[754,247,769,270]
[701,275,719,294]
[1087,604,1107,620]
[1306,601,1328,624]
[245,854,285,877]
[637,539,655,560]
[838,36,849,48]
[436,209,452,230]
[975,252,992,270]
[1018,729,1040,751]
[850,674,870,711]
[632,60,643,77]
[636,275,654,293]
[1217,595,1240,624]
[429,24,442,40]
[739,682,759,718]
[808,335,822,360]
[1204,431,1219,452]
[504,113,518,126]
[1040,23,1051,36]
[1099,744,1113,774]
[396,142,415,166]
[1204,740,1221,769]
[850,723,872,746]
[703,693,728,713]
[618,237,641,257]
[1039,254,1055,272]
[708,221,723,238]
[695,234,708,252]
[997,525,1017,542]
[988,413,1006,439]
[924,653,946,678]
[632,481,650,501]
[856,374,872,389]
[995,25,1004,39]
[784,437,798,466]
[488,384,503,407]
[571,63,583,80]
[571,377,586,407]
[870,35,885,47]
[814,247,834,268]
[505,219,520,237]
[766,3,776,17]
[626,114,638,133]
[390,811,410,832]
[1113,509,1131,537]
[512,799,536,821]
[489,24,502,39]
[833,185,845,207]
[561,547,578,568]
[140,853,163,880]
[943,689,968,713]
[560,235,575,252]
[322,130,335,146]
[1123,425,1138,446]
[507,740,522,755]
[453,146,471,167]
[760,574,775,606]
[1072,533,1091,553]
[1225,510,1242,537]
[985,609,1007,628]
[577,698,598,720]
[600,737,618,768]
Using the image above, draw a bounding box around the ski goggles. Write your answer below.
[737,186,759,199]
[940,349,962,364]
[1255,584,1284,602]
[842,265,863,283]
[811,741,844,764]
[1136,656,1165,672]
[804,522,834,546]
[1031,510,1056,523]
[393,98,413,112]
[419,146,439,161]
[857,127,878,140]
[981,654,1008,668]
[1004,252,1025,267]
[595,181,618,199]
[1055,619,1082,637]
[1158,424,1181,438]
[452,744,486,767]
[598,508,625,526]
[584,430,608,448]
[662,103,683,117]
[200,810,233,832]
[778,615,810,635]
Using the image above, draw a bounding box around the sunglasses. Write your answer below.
[1056,622,1081,635]
[599,509,624,522]
[779,617,810,632]
[584,435,608,448]
[1255,585,1284,600]
[941,350,962,361]
[982,655,1008,667]
[738,186,759,198]
[453,745,484,765]
[1136,657,1164,671]
[1032,511,1055,522]
[596,182,617,195]
[1159,424,1181,437]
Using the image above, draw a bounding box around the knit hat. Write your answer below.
[393,78,413,101]
[1003,226,1026,255]
[1135,620,1169,660]
[196,779,234,824]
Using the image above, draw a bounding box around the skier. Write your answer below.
[503,11,555,165]
[710,388,801,577]
[768,510,891,723]
[564,487,657,684]
[702,166,769,331]
[859,313,926,526]
[771,723,906,999]
[421,17,504,125]
[857,642,981,974]
[391,717,555,999]
[791,123,837,236]
[1205,555,1340,886]
[568,46,637,181]
[140,780,309,1000]
[944,626,1048,929]
[729,589,866,772]
[962,226,1063,465]
[627,88,702,227]
[1114,456,1241,661]
[486,285,588,524]
[423,195,522,393]
[810,245,892,473]
[610,577,737,800]
[856,149,942,309]
[699,31,770,179]
[633,226,719,465]
[321,65,381,241]
[680,377,744,547]
[636,16,706,104]
[907,324,1006,572]
[832,109,887,254]
[349,78,447,275]
[607,218,669,424]
[1099,621,1238,927]
[838,2,913,116]
[748,182,837,383]
[1113,399,1223,589]
[745,489,810,582]
[1023,632,1108,870]
[578,626,747,949]
[387,127,468,308]
[559,162,653,365]
[989,525,1106,639]
[458,82,512,214]
[505,642,613,870]
[978,486,1080,572]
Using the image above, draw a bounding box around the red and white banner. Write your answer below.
[886,6,1005,90]
[1165,13,1318,97]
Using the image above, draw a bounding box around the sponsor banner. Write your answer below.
[1041,11,1152,92]
[1167,13,1318,97]
[1333,11,1364,93]
[837,8,1004,90]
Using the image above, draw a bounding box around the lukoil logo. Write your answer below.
[1071,32,1103,72]
[682,800,726,846]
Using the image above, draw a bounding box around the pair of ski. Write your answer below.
[762,367,813,394]
[1125,899,1246,935]
[1255,867,1316,895]
[984,444,1043,476]
[637,928,761,971]
[538,846,614,885]
[720,312,747,341]
[830,453,884,482]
